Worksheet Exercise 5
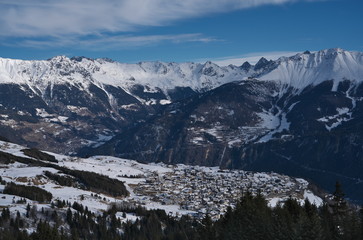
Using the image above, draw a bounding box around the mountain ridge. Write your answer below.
[1,48,362,96]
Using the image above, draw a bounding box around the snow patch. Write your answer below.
[160,99,171,105]
[317,107,353,131]
[303,190,323,206]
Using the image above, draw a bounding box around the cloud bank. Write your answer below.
[10,33,218,50]
[200,51,302,66]
[0,0,309,38]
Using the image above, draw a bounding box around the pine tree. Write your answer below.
[66,208,73,224]
[26,204,31,218]
[271,205,293,240]
[199,214,215,240]
[2,208,10,220]
[341,212,362,240]
[331,181,349,238]
[332,181,348,217]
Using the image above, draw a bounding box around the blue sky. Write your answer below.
[0,0,362,65]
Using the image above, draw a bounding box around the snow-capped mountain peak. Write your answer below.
[261,48,363,90]
[254,57,273,71]
[240,61,252,71]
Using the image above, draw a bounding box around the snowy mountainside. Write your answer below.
[260,48,363,90]
[0,140,322,222]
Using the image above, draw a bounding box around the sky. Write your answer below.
[0,0,362,66]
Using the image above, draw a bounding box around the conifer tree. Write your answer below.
[332,181,348,217]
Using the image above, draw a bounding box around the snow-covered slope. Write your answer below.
[260,48,363,90]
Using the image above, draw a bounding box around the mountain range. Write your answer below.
[0,48,363,202]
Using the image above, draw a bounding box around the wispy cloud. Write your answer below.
[198,51,302,66]
[4,33,219,50]
[0,0,314,38]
